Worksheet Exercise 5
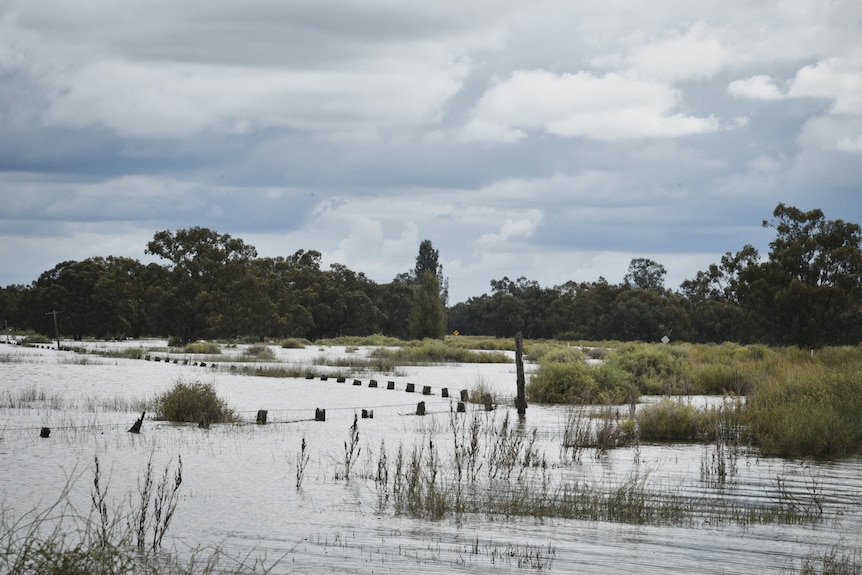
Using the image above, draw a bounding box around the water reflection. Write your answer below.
[1,341,861,573]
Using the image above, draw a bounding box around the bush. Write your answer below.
[244,344,275,360]
[183,342,221,355]
[636,398,702,441]
[279,338,309,349]
[607,344,689,395]
[527,361,597,403]
[745,367,862,457]
[154,380,235,424]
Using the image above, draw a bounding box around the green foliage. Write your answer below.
[408,272,447,340]
[317,334,402,346]
[607,344,689,395]
[183,341,220,354]
[279,337,310,349]
[636,399,703,441]
[370,339,511,364]
[243,344,275,360]
[745,366,862,457]
[154,380,235,424]
[527,360,598,404]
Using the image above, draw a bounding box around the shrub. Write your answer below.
[527,361,597,403]
[280,338,309,349]
[22,333,51,345]
[745,367,862,457]
[244,344,275,360]
[183,342,221,355]
[154,380,235,424]
[607,344,689,395]
[636,398,702,441]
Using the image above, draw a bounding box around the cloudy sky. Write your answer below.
[1,1,860,303]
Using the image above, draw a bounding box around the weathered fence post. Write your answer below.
[483,395,493,412]
[128,411,145,433]
[515,331,527,417]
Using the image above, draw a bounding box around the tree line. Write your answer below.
[1,204,860,348]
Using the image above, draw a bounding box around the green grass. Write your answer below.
[183,342,221,355]
[369,339,511,364]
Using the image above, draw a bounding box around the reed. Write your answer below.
[0,457,275,575]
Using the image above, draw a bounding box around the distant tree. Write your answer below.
[683,204,862,347]
[397,239,449,306]
[409,271,447,340]
[624,258,667,292]
[146,227,259,343]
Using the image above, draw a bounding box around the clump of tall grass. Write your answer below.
[527,353,632,404]
[745,365,862,457]
[279,338,310,349]
[154,379,236,424]
[0,457,274,575]
[789,546,862,575]
[183,341,221,355]
[606,343,690,395]
[636,398,702,441]
[243,344,275,360]
[317,334,403,346]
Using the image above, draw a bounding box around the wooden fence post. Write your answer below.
[515,331,527,417]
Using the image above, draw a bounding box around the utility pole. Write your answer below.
[46,310,61,349]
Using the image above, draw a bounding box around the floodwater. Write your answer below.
[1,340,861,574]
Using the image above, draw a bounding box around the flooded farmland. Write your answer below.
[1,340,861,574]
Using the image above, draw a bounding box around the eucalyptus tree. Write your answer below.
[145,227,259,343]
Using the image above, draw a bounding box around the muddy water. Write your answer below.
[1,341,861,574]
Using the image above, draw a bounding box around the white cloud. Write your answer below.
[42,58,469,138]
[464,69,720,143]
[606,22,736,82]
[728,75,785,100]
[788,57,862,114]
[836,136,862,153]
[478,209,542,245]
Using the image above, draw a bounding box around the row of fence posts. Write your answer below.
[36,384,497,437]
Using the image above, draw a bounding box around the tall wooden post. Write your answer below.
[515,332,527,416]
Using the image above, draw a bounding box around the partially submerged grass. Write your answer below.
[369,339,511,364]
[183,342,221,355]
[153,379,236,424]
[0,457,276,575]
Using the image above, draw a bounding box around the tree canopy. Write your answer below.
[4,204,860,347]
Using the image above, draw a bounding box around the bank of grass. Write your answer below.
[369,338,511,364]
[745,365,862,457]
[529,342,862,458]
[154,379,236,424]
[183,342,221,355]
